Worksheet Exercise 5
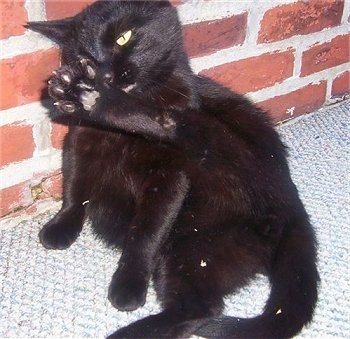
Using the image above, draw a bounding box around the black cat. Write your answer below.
[27,0,319,337]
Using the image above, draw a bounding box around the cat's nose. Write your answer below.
[103,72,114,87]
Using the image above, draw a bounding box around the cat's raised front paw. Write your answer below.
[48,60,100,114]
[108,269,148,312]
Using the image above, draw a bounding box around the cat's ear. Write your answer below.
[25,18,73,45]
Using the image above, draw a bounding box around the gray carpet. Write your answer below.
[1,101,349,338]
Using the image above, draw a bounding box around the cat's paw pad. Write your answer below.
[108,271,148,312]
[39,222,79,250]
[79,88,100,111]
[54,100,77,114]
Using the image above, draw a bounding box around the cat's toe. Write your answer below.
[49,83,65,97]
[39,223,79,250]
[48,79,64,100]
[59,70,73,85]
[54,100,77,114]
[79,58,96,80]
[108,273,148,311]
[48,68,74,99]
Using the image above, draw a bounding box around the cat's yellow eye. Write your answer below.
[116,30,132,46]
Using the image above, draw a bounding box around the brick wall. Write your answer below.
[1,0,349,220]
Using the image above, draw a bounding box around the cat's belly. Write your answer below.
[71,126,138,247]
[85,186,135,247]
[71,125,180,247]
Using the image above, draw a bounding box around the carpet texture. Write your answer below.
[1,101,349,338]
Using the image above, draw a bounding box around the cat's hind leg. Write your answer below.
[107,218,276,338]
[107,242,229,338]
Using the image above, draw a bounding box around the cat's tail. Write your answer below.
[195,216,319,338]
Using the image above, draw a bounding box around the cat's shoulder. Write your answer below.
[195,75,261,113]
[195,75,271,124]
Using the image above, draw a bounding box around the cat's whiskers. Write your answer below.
[149,79,190,100]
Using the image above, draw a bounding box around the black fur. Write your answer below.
[27,0,319,337]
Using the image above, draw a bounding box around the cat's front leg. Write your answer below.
[39,206,84,250]
[39,136,89,250]
[49,58,178,141]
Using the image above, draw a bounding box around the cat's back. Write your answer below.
[196,75,287,162]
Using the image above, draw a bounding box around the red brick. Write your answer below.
[183,14,247,58]
[29,170,63,201]
[169,0,185,5]
[0,181,34,217]
[51,122,68,149]
[301,35,350,77]
[200,50,294,94]
[45,0,96,20]
[45,0,184,20]
[0,0,27,39]
[0,124,35,166]
[0,169,65,217]
[331,71,350,98]
[258,0,344,43]
[259,82,327,122]
[0,48,60,110]
[41,171,63,200]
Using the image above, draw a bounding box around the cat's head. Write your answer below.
[27,0,192,105]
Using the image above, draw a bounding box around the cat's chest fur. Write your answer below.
[70,125,171,177]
